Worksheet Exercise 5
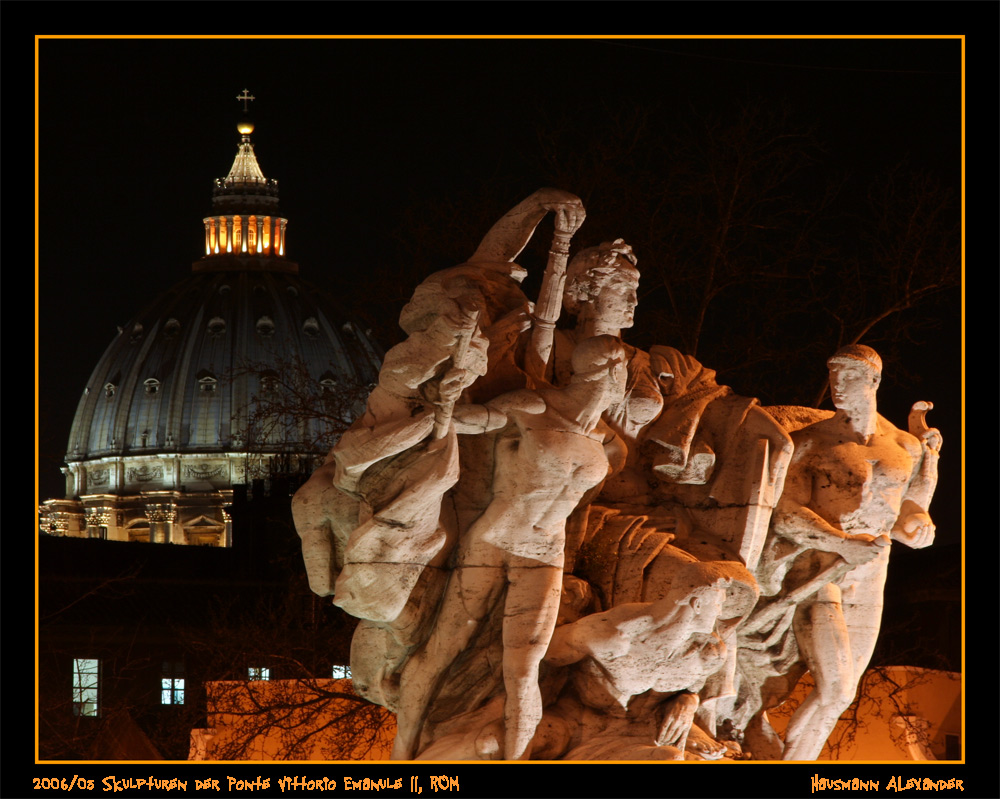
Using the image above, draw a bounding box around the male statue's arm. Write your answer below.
[890,426,940,549]
[449,387,546,434]
[468,188,585,265]
[449,404,508,435]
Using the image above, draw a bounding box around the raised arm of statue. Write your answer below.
[468,188,585,265]
[885,403,940,549]
[889,402,941,550]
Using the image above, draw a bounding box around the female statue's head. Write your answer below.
[564,239,640,330]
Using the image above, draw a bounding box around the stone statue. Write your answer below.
[392,335,628,760]
[731,345,941,760]
[547,241,789,756]
[543,571,737,760]
[293,191,942,762]
[551,241,794,574]
[291,187,587,606]
[293,189,588,712]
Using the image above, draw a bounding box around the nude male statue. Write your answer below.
[758,344,941,760]
[391,335,628,761]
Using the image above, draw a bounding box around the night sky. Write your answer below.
[37,35,962,537]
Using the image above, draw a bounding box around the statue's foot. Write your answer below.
[684,724,728,760]
[722,739,744,758]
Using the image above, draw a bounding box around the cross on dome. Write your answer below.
[237,89,255,113]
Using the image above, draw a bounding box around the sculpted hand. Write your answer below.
[892,512,935,549]
[535,188,586,237]
[551,204,586,238]
[436,367,474,406]
[486,304,534,338]
[922,427,943,454]
[839,532,890,566]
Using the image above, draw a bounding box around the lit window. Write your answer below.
[248,666,270,681]
[332,665,351,679]
[73,658,100,717]
[161,661,185,705]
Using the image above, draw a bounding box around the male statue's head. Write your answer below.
[564,239,640,331]
[827,344,883,418]
[686,579,732,637]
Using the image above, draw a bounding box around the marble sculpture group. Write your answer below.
[292,189,942,761]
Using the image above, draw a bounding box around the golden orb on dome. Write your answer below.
[237,118,255,135]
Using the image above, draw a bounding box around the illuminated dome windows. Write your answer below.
[204,215,286,258]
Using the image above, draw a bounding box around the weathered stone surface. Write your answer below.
[293,194,941,761]
[729,345,941,760]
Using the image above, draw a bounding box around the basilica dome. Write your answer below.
[42,107,382,546]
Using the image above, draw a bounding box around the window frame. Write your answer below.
[72,658,100,717]
[160,661,186,706]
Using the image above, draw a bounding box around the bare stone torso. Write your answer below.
[793,416,920,537]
